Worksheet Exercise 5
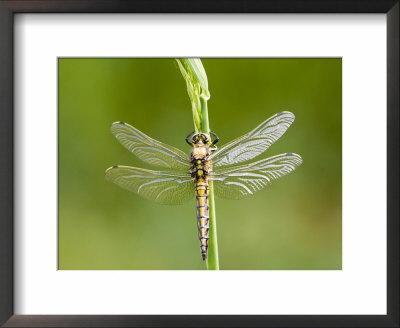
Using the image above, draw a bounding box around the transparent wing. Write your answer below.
[111,121,190,171]
[211,112,295,168]
[105,165,195,205]
[211,153,302,200]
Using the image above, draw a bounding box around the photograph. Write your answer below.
[58,58,342,270]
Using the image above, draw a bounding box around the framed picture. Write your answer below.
[0,1,398,327]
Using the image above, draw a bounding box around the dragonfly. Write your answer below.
[105,111,302,261]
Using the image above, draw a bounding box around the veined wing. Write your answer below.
[212,112,295,168]
[211,153,302,200]
[111,121,190,171]
[105,166,195,205]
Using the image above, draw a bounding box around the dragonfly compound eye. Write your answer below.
[191,133,211,145]
[202,134,211,144]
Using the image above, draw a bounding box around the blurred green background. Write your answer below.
[58,58,341,270]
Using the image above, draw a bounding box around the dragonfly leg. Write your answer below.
[185,131,195,146]
[209,131,219,151]
[210,131,219,145]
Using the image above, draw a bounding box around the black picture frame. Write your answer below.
[0,1,398,327]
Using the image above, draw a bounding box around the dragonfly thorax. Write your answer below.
[191,143,210,160]
[190,140,212,180]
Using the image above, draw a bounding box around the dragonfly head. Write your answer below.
[191,133,212,146]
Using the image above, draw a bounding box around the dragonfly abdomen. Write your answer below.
[190,139,212,261]
[196,178,209,260]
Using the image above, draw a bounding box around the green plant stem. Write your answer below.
[200,98,220,270]
[176,58,219,269]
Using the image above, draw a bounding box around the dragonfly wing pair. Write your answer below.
[105,112,302,204]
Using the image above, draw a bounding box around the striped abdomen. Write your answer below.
[190,140,212,261]
[196,177,209,260]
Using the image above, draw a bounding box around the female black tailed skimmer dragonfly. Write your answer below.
[105,111,302,260]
